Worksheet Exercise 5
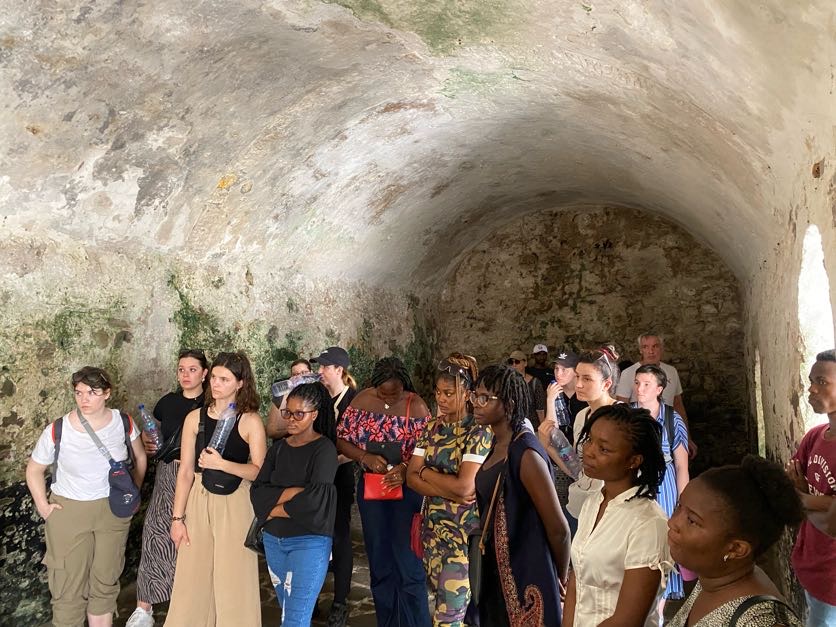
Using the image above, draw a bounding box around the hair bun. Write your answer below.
[599,345,620,362]
[740,455,804,527]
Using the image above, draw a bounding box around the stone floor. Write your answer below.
[109,506,689,626]
[113,512,377,626]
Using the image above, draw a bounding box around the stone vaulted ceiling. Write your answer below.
[2,0,833,288]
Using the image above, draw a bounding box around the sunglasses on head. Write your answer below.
[438,359,472,385]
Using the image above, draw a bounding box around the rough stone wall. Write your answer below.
[743,151,836,607]
[0,235,438,625]
[436,206,748,473]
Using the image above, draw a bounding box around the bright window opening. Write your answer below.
[754,348,765,456]
[798,224,835,429]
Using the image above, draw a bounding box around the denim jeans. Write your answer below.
[357,475,431,627]
[806,591,836,627]
[263,532,332,626]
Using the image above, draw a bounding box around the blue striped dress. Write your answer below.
[633,402,689,600]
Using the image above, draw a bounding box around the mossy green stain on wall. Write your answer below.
[168,274,235,353]
[322,0,516,54]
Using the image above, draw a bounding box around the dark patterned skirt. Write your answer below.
[136,459,179,604]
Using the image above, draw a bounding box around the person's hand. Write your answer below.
[198,447,226,471]
[546,381,563,403]
[688,438,698,460]
[361,453,388,474]
[382,463,406,488]
[538,418,556,447]
[37,501,62,520]
[141,430,158,455]
[786,459,809,493]
[170,521,190,549]
[455,490,477,505]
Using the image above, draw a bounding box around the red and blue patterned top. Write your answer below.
[337,393,430,463]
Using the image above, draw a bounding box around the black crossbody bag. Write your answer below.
[197,408,243,495]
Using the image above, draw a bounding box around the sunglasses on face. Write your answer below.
[280,409,316,421]
[468,391,500,407]
[507,358,524,365]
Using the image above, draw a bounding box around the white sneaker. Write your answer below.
[125,607,155,627]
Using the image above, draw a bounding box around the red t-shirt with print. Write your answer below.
[791,423,836,605]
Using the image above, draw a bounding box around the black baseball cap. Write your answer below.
[553,349,580,368]
[311,346,350,369]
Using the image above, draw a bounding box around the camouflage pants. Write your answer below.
[424,524,471,627]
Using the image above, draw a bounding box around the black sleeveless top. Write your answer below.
[195,405,250,465]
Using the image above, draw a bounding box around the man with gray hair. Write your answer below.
[615,333,697,457]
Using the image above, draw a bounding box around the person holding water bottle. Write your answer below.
[266,359,318,440]
[164,351,267,627]
[126,349,209,627]
[538,349,587,535]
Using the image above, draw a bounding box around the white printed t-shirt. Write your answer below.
[615,361,683,406]
[31,409,139,501]
[571,485,673,626]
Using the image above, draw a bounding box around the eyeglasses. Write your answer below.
[507,358,524,365]
[437,359,472,385]
[280,409,317,421]
[468,391,500,407]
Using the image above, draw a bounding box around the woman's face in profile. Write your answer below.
[667,478,730,573]
[574,363,608,402]
[472,383,505,427]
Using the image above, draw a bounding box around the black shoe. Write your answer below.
[326,601,349,627]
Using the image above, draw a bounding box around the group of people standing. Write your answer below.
[24,337,836,627]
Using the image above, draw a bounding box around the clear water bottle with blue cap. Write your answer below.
[554,394,571,427]
[550,426,583,480]
[208,402,238,454]
[138,403,162,452]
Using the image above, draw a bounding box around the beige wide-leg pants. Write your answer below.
[164,481,261,626]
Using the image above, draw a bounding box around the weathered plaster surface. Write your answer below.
[1,0,834,621]
[0,236,436,624]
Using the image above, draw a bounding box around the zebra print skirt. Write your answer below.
[136,459,179,604]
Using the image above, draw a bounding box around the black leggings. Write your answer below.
[330,463,355,604]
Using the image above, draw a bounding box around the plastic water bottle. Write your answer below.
[208,403,237,454]
[550,427,583,480]
[554,394,570,427]
[270,373,321,398]
[138,404,162,451]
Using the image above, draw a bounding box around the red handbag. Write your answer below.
[410,506,425,558]
[364,473,403,500]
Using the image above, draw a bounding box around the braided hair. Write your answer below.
[475,364,530,434]
[578,404,666,500]
[370,356,416,392]
[699,455,804,558]
[437,352,479,390]
[287,382,337,443]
